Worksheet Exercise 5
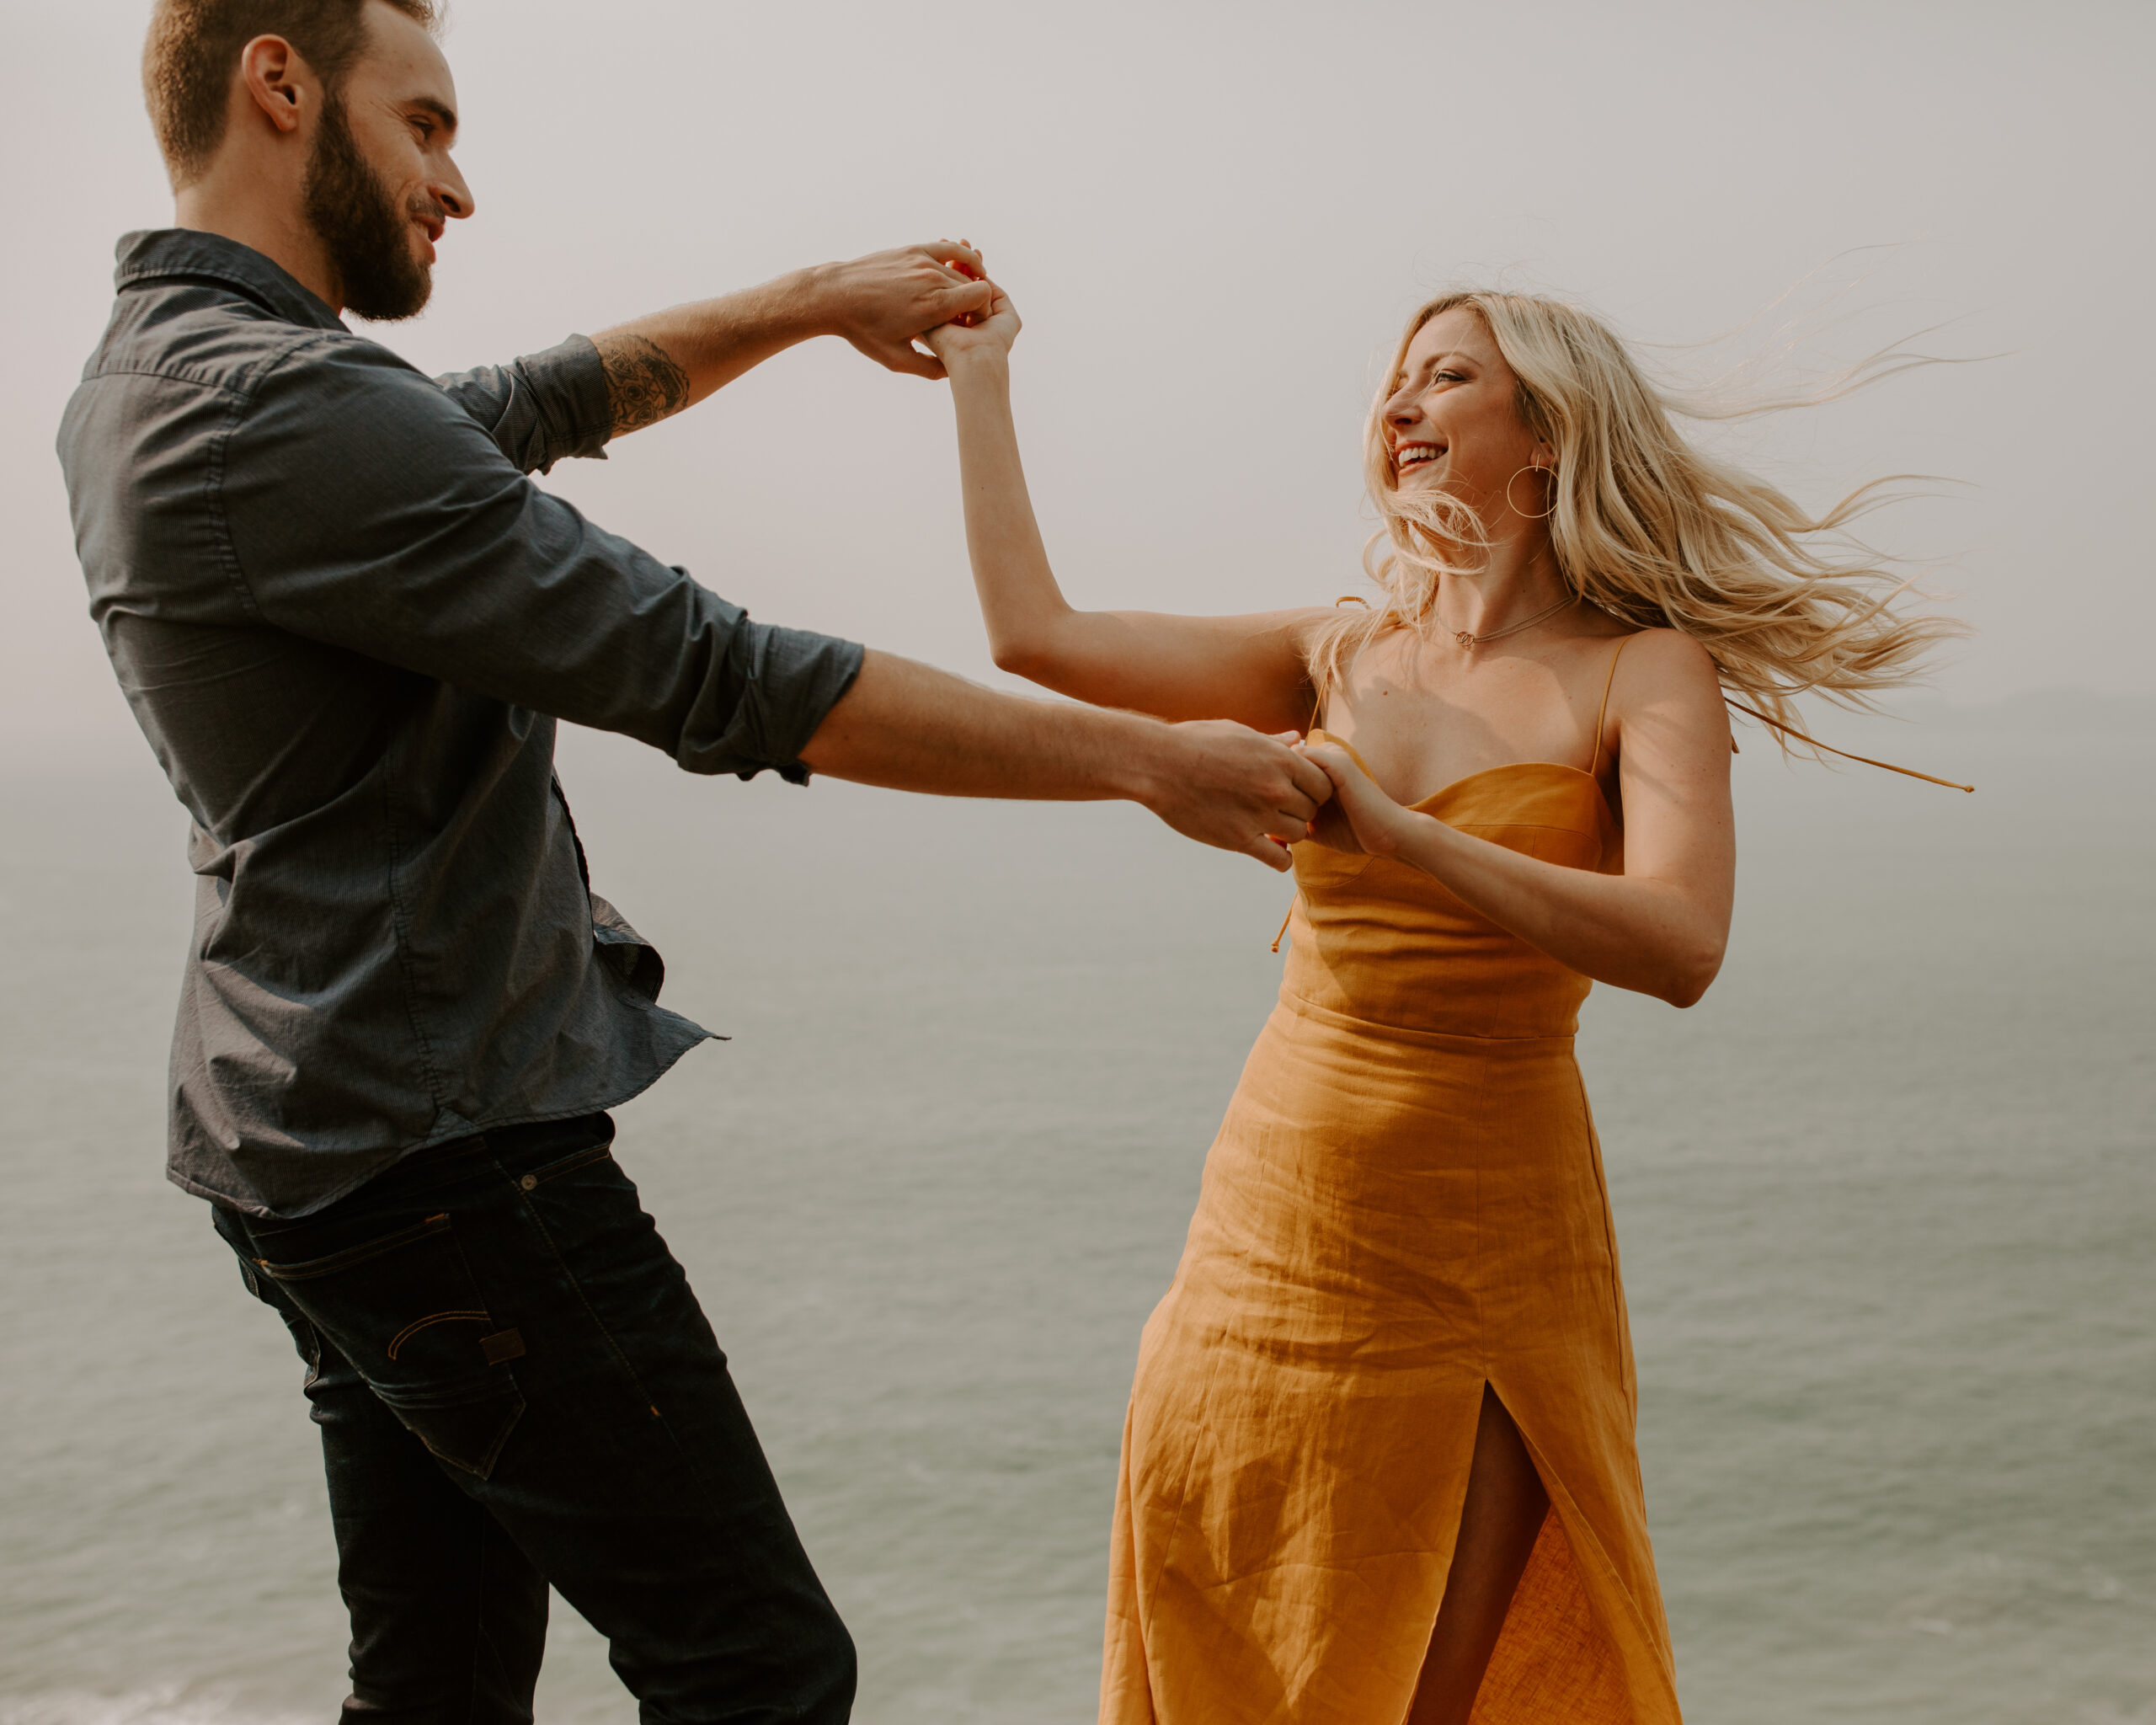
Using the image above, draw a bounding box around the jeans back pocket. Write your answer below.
[252,1212,525,1477]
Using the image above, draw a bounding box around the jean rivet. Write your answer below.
[520,1173,537,1192]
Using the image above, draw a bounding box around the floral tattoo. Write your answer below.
[595,332,691,435]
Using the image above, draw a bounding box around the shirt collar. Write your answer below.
[113,228,348,333]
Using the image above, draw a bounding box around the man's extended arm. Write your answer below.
[800,651,1333,871]
[590,241,994,436]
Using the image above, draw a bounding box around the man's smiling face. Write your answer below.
[301,0,472,319]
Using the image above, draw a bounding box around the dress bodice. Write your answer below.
[1280,743,1622,1039]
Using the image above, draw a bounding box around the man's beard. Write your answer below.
[302,95,435,322]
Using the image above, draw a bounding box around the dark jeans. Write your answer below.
[212,1114,855,1725]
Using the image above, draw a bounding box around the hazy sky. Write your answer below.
[5,0,2149,768]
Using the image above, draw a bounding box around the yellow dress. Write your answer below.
[1100,648,1681,1724]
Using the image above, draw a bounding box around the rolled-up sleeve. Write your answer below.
[220,333,862,782]
[433,334,615,476]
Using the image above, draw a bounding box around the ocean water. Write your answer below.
[1,696,2150,1725]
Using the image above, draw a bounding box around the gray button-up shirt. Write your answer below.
[57,230,864,1217]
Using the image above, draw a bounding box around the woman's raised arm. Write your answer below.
[924,291,1325,736]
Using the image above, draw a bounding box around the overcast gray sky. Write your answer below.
[5,0,2149,769]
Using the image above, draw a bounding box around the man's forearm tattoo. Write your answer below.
[595,332,691,435]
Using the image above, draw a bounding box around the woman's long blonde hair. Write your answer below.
[1313,290,1963,740]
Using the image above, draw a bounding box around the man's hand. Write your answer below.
[1140,724,1335,871]
[806,241,996,380]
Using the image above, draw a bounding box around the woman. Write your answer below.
[921,285,1956,1725]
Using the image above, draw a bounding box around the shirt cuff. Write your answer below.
[680,624,866,784]
[520,334,615,469]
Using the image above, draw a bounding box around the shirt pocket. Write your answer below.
[249,1211,525,1477]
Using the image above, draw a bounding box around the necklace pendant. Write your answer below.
[1454,629,1476,648]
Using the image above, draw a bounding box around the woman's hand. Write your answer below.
[1297,741,1417,857]
[921,284,1022,367]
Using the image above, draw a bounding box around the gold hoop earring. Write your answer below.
[1505,463,1558,521]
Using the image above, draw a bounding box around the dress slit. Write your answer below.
[1405,1380,1551,1723]
[1457,1386,1641,1724]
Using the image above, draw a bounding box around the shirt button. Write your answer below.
[520,1174,538,1192]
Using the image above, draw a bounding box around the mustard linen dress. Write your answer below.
[1101,647,1681,1725]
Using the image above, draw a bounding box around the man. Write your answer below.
[57,3,1329,1721]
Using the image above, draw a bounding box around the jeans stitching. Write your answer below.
[255,1213,453,1280]
[521,1142,615,1189]
[386,1309,493,1360]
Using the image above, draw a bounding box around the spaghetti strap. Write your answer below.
[1309,595,1369,732]
[1588,635,1634,778]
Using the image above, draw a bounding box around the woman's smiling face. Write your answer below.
[1380,307,1550,516]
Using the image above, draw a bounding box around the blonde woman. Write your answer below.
[921,285,1955,1725]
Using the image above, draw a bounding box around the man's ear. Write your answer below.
[237,35,308,136]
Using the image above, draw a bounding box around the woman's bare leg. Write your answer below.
[1406,1386,1550,1725]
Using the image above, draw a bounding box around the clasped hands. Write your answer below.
[803,239,998,380]
[1116,725,1416,872]
[1271,733,1425,862]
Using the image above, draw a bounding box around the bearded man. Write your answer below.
[55,3,1330,1721]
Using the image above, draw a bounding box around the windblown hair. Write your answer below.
[1314,290,1963,740]
[144,0,441,187]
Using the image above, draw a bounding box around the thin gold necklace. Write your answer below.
[1449,592,1577,649]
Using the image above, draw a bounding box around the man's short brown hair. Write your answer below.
[143,0,440,186]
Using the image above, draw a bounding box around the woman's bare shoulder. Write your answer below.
[1605,629,1730,765]
[1612,626,1721,694]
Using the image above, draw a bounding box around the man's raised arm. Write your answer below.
[590,241,995,436]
